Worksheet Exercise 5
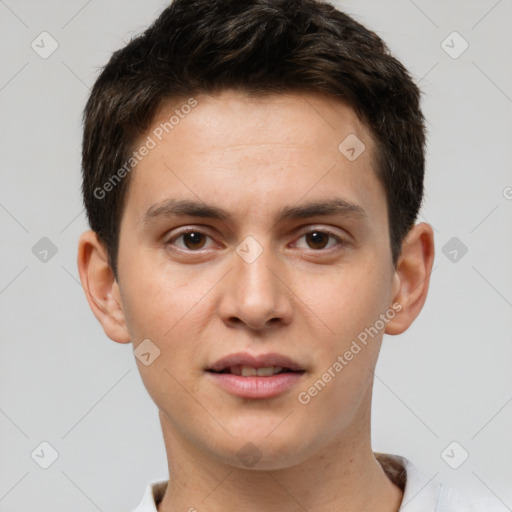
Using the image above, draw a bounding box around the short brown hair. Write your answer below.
[82,0,426,279]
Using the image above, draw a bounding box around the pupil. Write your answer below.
[307,231,328,249]
[184,232,205,249]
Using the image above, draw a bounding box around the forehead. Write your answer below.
[121,90,386,231]
[149,90,373,160]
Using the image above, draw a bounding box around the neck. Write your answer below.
[156,408,403,512]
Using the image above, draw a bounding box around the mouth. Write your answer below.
[207,365,304,377]
[205,352,306,399]
[206,351,306,375]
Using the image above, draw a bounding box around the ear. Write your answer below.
[385,222,435,335]
[77,230,131,344]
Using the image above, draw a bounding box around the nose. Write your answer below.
[217,240,294,331]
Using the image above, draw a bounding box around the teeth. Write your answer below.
[241,366,257,377]
[254,366,283,377]
[233,365,283,377]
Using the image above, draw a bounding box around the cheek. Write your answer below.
[293,262,389,425]
[294,257,391,347]
[119,253,193,338]
[119,260,214,376]
[120,267,208,404]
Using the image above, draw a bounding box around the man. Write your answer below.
[77,0,501,510]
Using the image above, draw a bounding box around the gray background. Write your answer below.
[1,0,511,510]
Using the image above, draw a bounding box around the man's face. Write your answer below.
[115,90,398,468]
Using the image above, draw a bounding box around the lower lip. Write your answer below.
[206,371,304,399]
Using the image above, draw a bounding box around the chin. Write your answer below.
[207,428,317,471]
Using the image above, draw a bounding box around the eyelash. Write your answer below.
[165,227,347,253]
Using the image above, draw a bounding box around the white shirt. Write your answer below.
[131,453,506,511]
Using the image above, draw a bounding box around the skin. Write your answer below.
[78,90,435,512]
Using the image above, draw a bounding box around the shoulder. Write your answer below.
[437,485,509,511]
[376,453,508,512]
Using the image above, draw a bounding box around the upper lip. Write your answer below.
[207,352,305,372]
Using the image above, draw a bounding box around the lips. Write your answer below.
[205,352,306,399]
[206,352,305,375]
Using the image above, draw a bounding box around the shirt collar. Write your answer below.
[376,453,442,510]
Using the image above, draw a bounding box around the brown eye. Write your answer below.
[181,231,207,250]
[294,228,346,252]
[167,229,214,251]
[305,231,330,250]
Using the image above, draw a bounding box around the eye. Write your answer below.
[294,228,346,251]
[166,229,215,251]
[165,227,347,253]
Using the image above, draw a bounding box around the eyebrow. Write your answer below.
[142,197,367,226]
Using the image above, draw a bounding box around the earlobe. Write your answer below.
[385,222,435,336]
[77,230,131,344]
